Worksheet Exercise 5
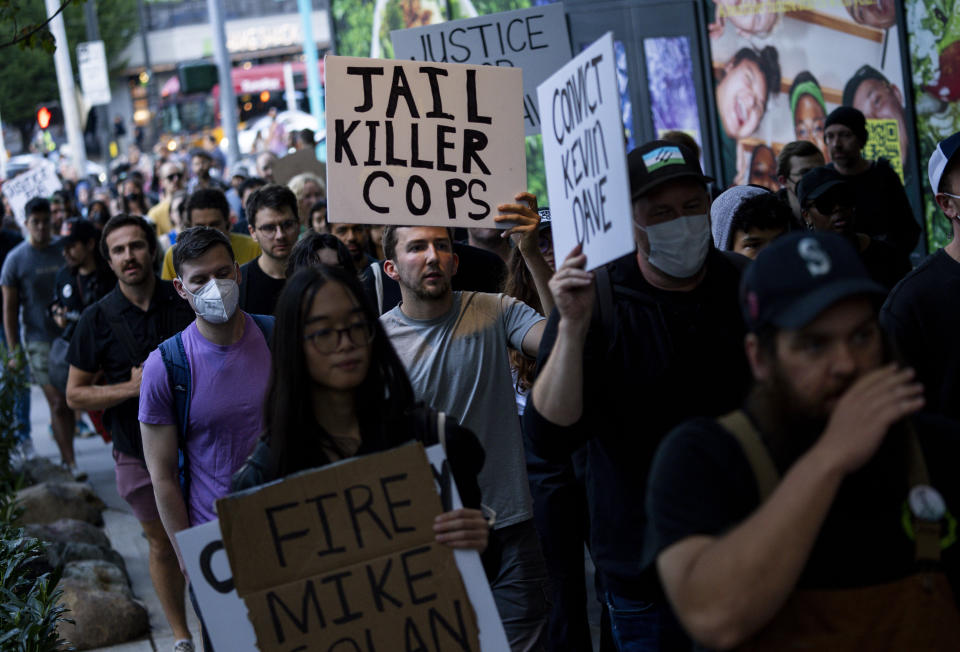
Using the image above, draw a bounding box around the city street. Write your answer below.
[26,385,202,652]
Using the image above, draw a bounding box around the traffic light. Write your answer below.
[37,106,52,130]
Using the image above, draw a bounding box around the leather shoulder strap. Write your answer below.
[717,410,780,501]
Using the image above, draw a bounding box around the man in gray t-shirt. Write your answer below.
[380,200,554,651]
[1,197,78,474]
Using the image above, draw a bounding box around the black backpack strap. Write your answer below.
[595,265,615,342]
[158,332,192,498]
[249,313,275,345]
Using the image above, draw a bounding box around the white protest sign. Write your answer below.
[77,41,111,107]
[390,4,572,137]
[176,520,258,650]
[537,32,634,270]
[325,55,526,228]
[1,160,62,227]
[424,443,509,652]
[179,443,507,651]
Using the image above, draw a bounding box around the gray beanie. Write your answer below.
[711,185,771,250]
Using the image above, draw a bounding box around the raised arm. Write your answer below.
[529,245,594,426]
[495,192,555,316]
[656,365,924,649]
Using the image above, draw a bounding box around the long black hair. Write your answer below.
[263,264,416,475]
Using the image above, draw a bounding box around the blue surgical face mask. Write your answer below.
[636,213,711,279]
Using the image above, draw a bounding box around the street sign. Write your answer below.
[77,41,111,107]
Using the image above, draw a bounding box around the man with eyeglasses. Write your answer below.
[148,161,186,238]
[239,185,298,315]
[776,140,825,225]
[882,131,960,420]
[797,166,910,291]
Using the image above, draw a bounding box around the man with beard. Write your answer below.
[239,184,298,315]
[186,149,226,195]
[823,106,920,256]
[330,222,375,272]
[379,193,553,651]
[65,215,196,652]
[798,166,910,290]
[525,140,751,650]
[643,231,960,649]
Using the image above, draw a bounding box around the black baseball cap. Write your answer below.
[61,218,99,245]
[628,140,713,199]
[796,166,846,208]
[741,231,885,332]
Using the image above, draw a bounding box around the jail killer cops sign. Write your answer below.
[390,4,572,137]
[537,32,634,270]
[214,443,483,652]
[325,55,526,228]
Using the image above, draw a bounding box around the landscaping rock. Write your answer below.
[47,541,127,574]
[16,482,105,526]
[58,560,148,650]
[14,456,74,486]
[24,518,111,549]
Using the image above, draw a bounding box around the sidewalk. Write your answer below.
[27,386,202,652]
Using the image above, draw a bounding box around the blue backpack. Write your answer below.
[158,314,274,497]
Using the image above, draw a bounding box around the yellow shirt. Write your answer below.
[161,232,262,280]
[147,199,173,236]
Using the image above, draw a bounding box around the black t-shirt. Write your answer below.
[53,262,116,340]
[881,250,960,420]
[643,412,960,594]
[67,279,195,458]
[239,257,286,316]
[362,242,508,314]
[523,249,752,599]
[827,159,920,256]
[859,236,911,292]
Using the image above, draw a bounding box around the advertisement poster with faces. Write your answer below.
[706,0,913,194]
[905,0,960,251]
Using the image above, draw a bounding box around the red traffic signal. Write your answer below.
[37,106,52,130]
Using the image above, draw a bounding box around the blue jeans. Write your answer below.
[604,592,688,652]
[2,338,32,443]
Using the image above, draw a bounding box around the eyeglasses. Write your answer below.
[939,192,960,201]
[166,172,183,182]
[256,219,299,236]
[304,321,375,353]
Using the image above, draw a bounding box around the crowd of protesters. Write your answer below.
[2,107,960,652]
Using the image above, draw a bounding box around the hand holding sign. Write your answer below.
[433,508,489,550]
[549,244,595,338]
[494,191,540,245]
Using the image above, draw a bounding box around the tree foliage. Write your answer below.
[0,0,138,132]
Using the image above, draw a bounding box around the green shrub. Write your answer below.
[0,348,73,651]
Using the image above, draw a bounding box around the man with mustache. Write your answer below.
[65,215,196,652]
[643,231,960,649]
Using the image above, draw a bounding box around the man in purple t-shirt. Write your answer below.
[139,226,270,578]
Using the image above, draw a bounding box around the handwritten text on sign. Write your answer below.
[537,32,634,270]
[390,4,572,137]
[216,442,480,652]
[325,55,525,228]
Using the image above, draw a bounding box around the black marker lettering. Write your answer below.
[386,66,420,119]
[362,172,393,214]
[265,502,309,568]
[346,66,384,112]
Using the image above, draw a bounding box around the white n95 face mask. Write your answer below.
[181,277,239,324]
[637,213,711,279]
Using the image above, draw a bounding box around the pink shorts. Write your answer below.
[113,449,161,523]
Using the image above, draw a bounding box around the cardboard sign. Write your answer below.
[324,55,526,228]
[217,442,482,651]
[180,443,508,651]
[273,148,328,187]
[177,521,258,649]
[1,160,62,227]
[537,32,634,270]
[390,4,572,137]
